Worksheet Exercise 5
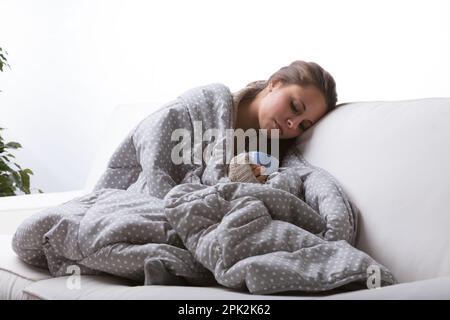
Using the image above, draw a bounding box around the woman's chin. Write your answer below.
[268,128,282,139]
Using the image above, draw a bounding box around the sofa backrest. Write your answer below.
[84,101,169,192]
[297,98,450,282]
[88,97,450,283]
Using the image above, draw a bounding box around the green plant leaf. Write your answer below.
[0,153,15,162]
[12,171,22,189]
[0,47,9,73]
[0,174,16,196]
[0,157,17,172]
[0,125,40,197]
[19,169,31,194]
[0,159,14,172]
[5,142,22,149]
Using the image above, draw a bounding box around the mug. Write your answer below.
[247,151,279,175]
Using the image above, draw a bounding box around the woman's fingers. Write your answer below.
[252,165,268,183]
[252,165,262,176]
[256,175,268,183]
[252,165,268,176]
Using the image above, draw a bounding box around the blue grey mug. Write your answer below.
[247,151,279,175]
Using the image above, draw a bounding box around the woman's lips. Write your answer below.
[272,120,283,136]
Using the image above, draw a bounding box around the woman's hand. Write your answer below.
[250,164,268,183]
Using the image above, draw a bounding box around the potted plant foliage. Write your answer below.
[0,47,42,196]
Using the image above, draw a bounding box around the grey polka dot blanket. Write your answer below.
[12,84,396,294]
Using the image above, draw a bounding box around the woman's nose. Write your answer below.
[286,118,298,129]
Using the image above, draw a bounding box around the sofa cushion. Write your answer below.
[325,277,450,300]
[21,274,450,300]
[0,235,51,299]
[21,275,319,300]
[297,98,450,282]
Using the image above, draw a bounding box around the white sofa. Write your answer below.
[1,98,450,300]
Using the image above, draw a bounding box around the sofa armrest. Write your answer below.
[0,190,86,235]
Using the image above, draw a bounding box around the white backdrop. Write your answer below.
[1,0,449,193]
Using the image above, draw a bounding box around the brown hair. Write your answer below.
[269,61,337,159]
[240,61,337,111]
[268,60,337,111]
[237,60,337,161]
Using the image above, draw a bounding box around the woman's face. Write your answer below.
[258,81,328,139]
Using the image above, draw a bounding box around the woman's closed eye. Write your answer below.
[290,101,301,114]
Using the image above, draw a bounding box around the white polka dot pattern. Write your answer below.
[12,83,396,294]
[164,168,396,293]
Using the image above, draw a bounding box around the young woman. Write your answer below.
[229,60,338,183]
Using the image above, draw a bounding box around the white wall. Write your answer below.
[1,0,449,193]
